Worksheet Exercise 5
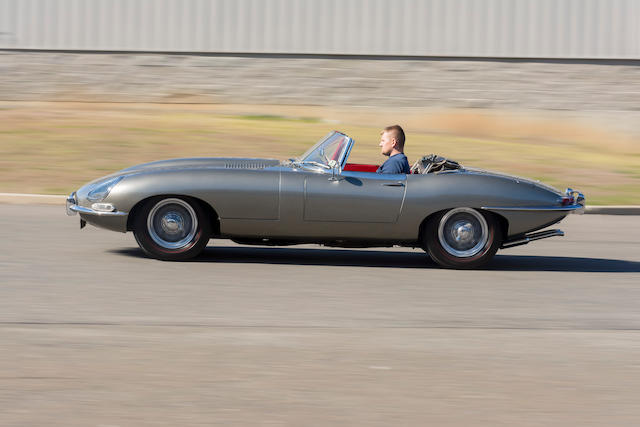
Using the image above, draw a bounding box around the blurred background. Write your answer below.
[1,0,639,202]
[2,3,640,426]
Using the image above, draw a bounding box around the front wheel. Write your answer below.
[424,208,502,269]
[133,197,211,261]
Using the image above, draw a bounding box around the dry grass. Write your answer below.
[1,101,639,204]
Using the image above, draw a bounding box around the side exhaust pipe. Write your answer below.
[501,229,564,249]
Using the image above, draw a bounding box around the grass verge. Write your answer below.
[1,102,638,205]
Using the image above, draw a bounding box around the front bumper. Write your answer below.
[66,192,128,217]
[66,192,129,232]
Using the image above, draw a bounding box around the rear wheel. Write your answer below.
[424,208,502,269]
[133,197,211,260]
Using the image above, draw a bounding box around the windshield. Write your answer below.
[298,131,352,168]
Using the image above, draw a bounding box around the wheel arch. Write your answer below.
[126,194,220,236]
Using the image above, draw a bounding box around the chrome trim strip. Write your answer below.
[68,204,128,217]
[482,204,584,212]
[501,229,564,249]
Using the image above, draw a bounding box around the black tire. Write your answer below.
[423,208,502,269]
[133,197,211,261]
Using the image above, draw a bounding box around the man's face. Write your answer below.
[379,131,396,156]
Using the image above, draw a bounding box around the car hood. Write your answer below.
[118,157,282,173]
[81,157,282,186]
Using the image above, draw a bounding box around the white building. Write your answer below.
[1,0,638,59]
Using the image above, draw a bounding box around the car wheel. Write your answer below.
[424,208,502,269]
[133,197,211,261]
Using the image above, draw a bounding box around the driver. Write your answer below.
[377,125,410,174]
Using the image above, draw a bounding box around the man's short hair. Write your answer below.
[383,125,405,149]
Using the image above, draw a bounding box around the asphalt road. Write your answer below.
[1,204,640,426]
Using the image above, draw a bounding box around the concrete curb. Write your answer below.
[584,205,640,215]
[0,193,66,205]
[1,193,639,215]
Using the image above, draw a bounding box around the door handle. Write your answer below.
[382,182,405,187]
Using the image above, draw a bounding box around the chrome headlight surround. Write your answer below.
[87,176,124,202]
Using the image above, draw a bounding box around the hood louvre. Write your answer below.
[225,160,275,169]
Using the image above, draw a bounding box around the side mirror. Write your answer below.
[328,160,339,181]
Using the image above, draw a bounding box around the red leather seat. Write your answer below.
[343,163,379,173]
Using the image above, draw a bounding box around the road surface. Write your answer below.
[1,204,639,426]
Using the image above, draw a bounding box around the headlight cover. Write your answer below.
[87,176,124,202]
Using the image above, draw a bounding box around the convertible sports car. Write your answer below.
[66,131,585,269]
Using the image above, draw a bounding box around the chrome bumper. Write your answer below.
[66,192,78,215]
[565,188,586,214]
[66,192,127,217]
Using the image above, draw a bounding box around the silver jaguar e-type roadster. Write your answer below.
[66,131,584,269]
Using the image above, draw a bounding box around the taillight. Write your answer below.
[561,196,574,206]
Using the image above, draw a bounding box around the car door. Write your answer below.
[303,170,406,223]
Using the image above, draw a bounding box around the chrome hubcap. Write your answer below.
[453,221,474,244]
[147,198,197,250]
[161,213,184,234]
[438,208,488,258]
